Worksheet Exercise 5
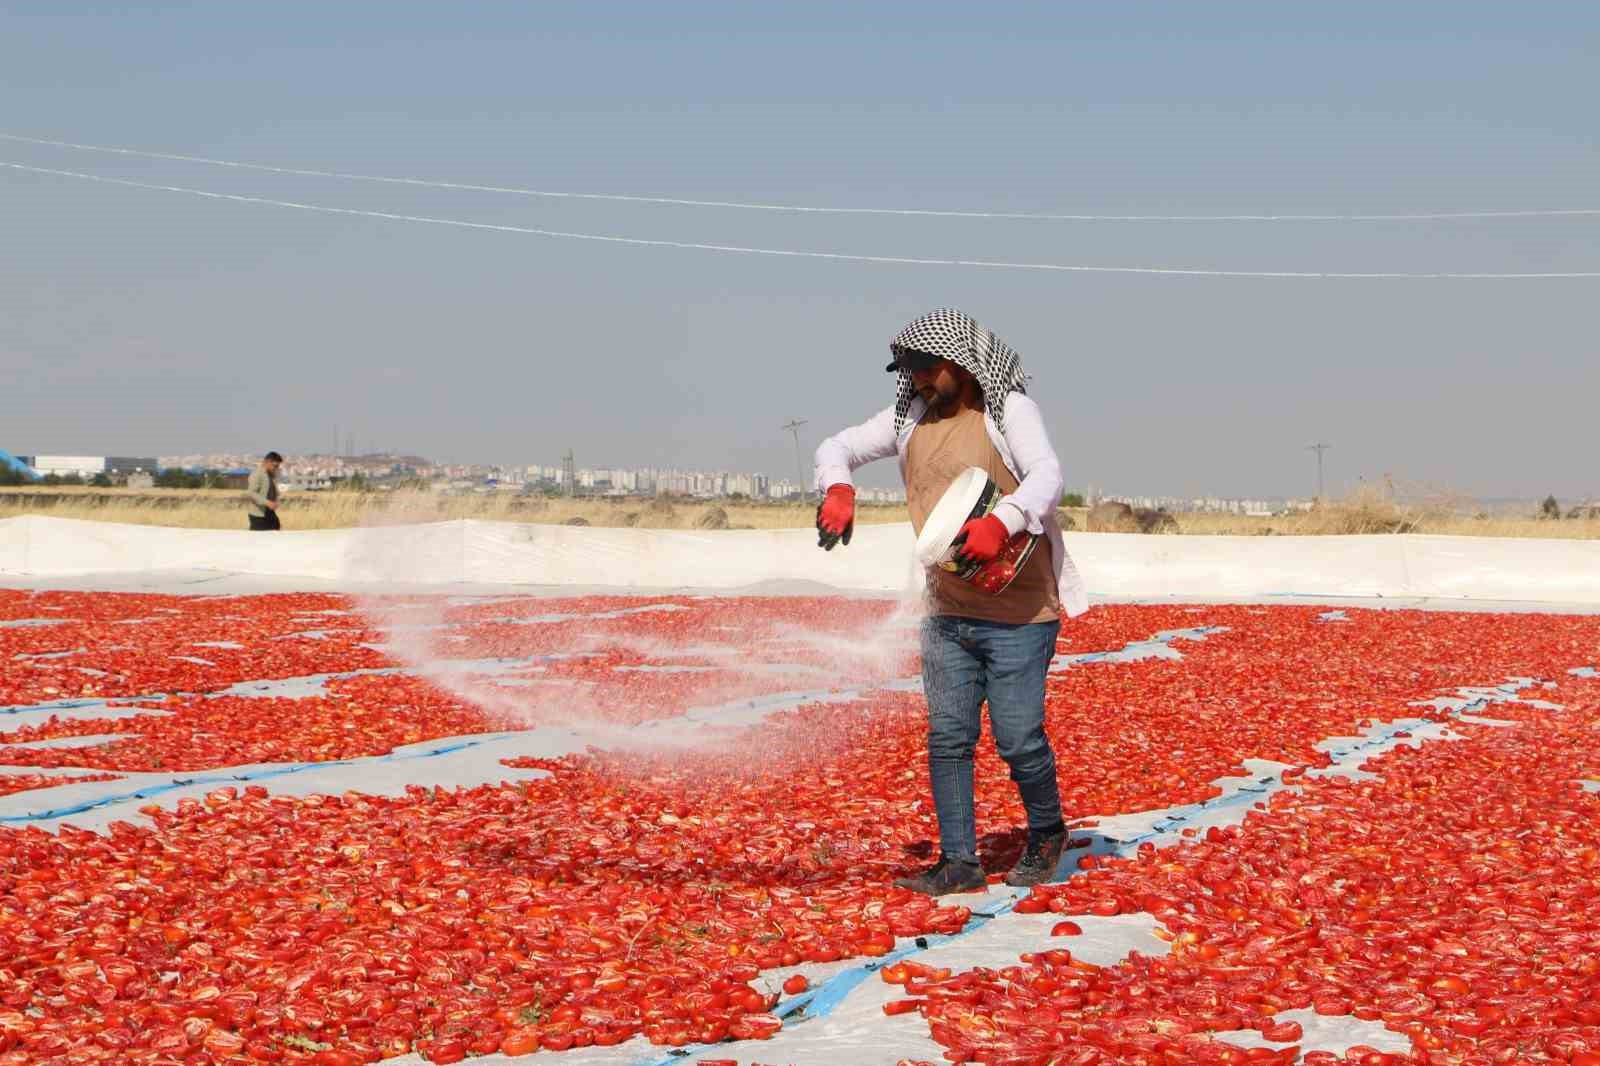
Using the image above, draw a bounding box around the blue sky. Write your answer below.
[3,1,1597,499]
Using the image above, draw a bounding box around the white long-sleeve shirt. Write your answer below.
[813,392,1088,617]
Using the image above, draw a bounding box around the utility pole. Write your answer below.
[782,419,809,503]
[1307,442,1332,501]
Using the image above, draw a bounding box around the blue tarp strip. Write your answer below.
[631,679,1538,1064]
[0,736,494,823]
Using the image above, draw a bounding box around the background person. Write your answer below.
[246,451,283,531]
[813,308,1088,896]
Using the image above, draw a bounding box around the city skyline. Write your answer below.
[21,444,1579,515]
[16,423,1593,506]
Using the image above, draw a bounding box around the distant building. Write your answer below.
[28,455,107,478]
[22,455,158,478]
[107,456,159,476]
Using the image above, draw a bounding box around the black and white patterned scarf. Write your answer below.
[889,308,1030,435]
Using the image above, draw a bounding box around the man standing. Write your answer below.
[813,309,1088,896]
[246,451,284,531]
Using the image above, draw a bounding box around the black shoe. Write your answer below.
[1005,828,1068,887]
[893,856,987,897]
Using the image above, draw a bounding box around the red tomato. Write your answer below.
[1261,1020,1303,1043]
[424,1038,465,1064]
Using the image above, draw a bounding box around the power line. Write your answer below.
[4,132,1598,223]
[6,162,1598,279]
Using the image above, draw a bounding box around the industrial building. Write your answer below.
[17,455,160,478]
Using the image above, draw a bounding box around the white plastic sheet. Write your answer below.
[5,514,1600,604]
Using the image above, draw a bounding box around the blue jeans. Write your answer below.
[920,615,1063,864]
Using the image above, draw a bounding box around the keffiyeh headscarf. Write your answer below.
[889,308,1030,435]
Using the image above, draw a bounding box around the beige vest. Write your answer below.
[905,405,1058,624]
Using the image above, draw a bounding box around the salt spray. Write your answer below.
[341,497,932,761]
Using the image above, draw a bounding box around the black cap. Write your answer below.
[886,347,940,373]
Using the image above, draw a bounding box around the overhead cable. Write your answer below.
[5,161,1597,279]
[3,132,1598,223]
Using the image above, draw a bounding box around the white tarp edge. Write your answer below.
[3,514,1600,604]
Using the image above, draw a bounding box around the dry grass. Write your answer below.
[1169,511,1600,538]
[3,485,1597,539]
[1137,485,1600,539]
[0,486,907,532]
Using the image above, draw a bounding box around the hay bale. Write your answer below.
[646,498,677,517]
[1055,511,1077,531]
[1134,507,1179,534]
[620,511,641,528]
[1086,501,1139,533]
[695,506,729,530]
[563,516,590,527]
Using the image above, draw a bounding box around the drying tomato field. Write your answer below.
[2,587,1599,1066]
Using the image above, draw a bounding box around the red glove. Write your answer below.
[815,484,855,550]
[955,514,1009,563]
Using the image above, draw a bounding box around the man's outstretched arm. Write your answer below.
[812,404,898,492]
[812,405,898,550]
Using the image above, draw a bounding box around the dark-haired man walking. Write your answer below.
[813,309,1087,895]
[246,451,284,531]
